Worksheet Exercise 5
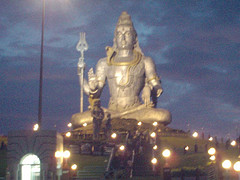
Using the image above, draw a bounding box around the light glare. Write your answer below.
[162,149,171,158]
[208,147,216,155]
[33,124,39,131]
[222,160,232,169]
[233,161,240,172]
[71,164,77,170]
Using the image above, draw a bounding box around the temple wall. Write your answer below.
[7,130,63,180]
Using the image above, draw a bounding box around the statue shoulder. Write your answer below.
[96,57,108,67]
[142,56,156,67]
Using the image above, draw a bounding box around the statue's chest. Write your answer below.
[107,61,145,86]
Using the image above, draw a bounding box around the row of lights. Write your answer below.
[55,150,78,171]
[192,131,237,146]
[207,147,240,173]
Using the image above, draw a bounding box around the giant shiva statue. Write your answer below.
[71,11,171,129]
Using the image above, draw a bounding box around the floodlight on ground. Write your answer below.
[153,121,158,126]
[83,123,87,127]
[150,132,156,138]
[153,145,158,150]
[233,161,240,172]
[66,132,71,137]
[192,131,198,138]
[119,145,125,151]
[151,158,157,164]
[231,140,236,146]
[162,149,171,158]
[71,164,77,170]
[55,151,62,158]
[33,124,39,131]
[63,150,71,159]
[208,147,216,156]
[222,160,232,170]
[67,123,72,127]
[208,137,213,141]
[111,133,117,139]
[210,155,216,161]
[137,121,142,126]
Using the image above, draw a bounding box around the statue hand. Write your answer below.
[88,68,98,91]
[142,85,152,106]
[155,85,163,97]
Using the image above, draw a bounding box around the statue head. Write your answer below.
[113,11,143,54]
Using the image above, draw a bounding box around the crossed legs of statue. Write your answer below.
[71,106,171,129]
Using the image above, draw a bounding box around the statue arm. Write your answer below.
[87,58,107,98]
[144,57,163,97]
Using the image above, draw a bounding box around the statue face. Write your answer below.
[115,25,135,50]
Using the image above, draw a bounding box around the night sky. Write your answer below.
[1,0,240,139]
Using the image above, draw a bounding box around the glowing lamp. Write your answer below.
[231,140,236,146]
[192,132,198,138]
[209,137,213,141]
[151,158,157,164]
[162,149,171,158]
[222,160,232,169]
[33,124,39,131]
[63,150,70,158]
[66,132,71,137]
[153,122,158,126]
[208,147,216,155]
[71,164,77,170]
[233,161,240,172]
[111,133,117,139]
[119,145,125,151]
[209,155,216,161]
[150,132,156,138]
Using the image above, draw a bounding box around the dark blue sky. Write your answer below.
[1,0,240,139]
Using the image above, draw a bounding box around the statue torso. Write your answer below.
[103,54,146,111]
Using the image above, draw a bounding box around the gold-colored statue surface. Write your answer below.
[71,11,171,129]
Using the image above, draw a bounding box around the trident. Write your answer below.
[76,32,88,113]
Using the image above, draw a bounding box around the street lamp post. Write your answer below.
[162,149,171,180]
[38,0,45,130]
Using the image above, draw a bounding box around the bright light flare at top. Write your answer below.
[208,137,213,141]
[83,123,87,127]
[137,122,142,126]
[67,123,72,127]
